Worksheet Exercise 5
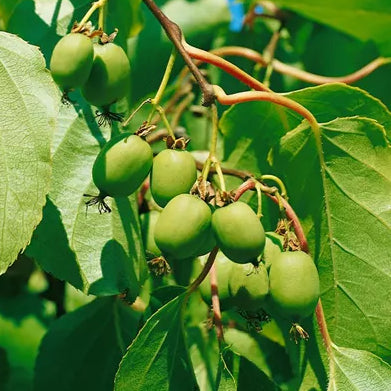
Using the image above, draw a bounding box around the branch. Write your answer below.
[142,0,215,106]
[213,85,319,131]
[195,160,252,181]
[183,42,271,92]
[209,46,391,85]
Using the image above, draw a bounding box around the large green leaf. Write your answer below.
[220,84,391,177]
[115,294,198,391]
[26,102,146,297]
[34,297,140,391]
[0,32,58,274]
[329,345,391,390]
[273,117,391,363]
[274,0,391,55]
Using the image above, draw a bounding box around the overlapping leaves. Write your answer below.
[0,32,58,274]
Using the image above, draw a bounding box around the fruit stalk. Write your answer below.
[209,262,224,342]
[187,246,219,295]
[74,0,107,32]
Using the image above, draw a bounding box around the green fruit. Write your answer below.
[150,149,197,207]
[92,133,152,197]
[263,232,284,270]
[196,252,235,310]
[154,194,213,259]
[50,33,93,91]
[140,210,161,256]
[229,262,269,311]
[211,202,266,264]
[269,251,320,320]
[82,42,131,107]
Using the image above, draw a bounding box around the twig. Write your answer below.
[209,46,391,85]
[213,85,319,131]
[210,262,224,342]
[142,0,215,106]
[183,42,271,92]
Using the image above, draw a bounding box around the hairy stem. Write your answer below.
[213,85,318,130]
[142,0,215,105]
[210,262,224,342]
[209,46,391,85]
[183,42,271,92]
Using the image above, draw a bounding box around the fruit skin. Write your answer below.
[263,232,284,270]
[50,33,93,90]
[196,252,236,311]
[150,149,197,207]
[92,133,152,197]
[140,210,161,256]
[154,194,213,259]
[268,251,320,320]
[211,202,266,264]
[82,42,131,107]
[229,262,269,311]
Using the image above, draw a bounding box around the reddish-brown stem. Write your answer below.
[210,46,390,85]
[266,194,309,253]
[142,0,215,105]
[234,179,257,201]
[233,180,309,252]
[234,179,333,366]
[210,262,224,342]
[137,178,150,210]
[315,300,333,355]
[183,42,271,92]
[213,85,318,130]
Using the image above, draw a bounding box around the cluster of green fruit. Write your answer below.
[143,205,320,324]
[50,31,130,110]
[198,245,320,323]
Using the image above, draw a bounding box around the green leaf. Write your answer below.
[220,84,391,177]
[187,326,220,391]
[0,32,58,274]
[26,102,146,298]
[273,117,391,360]
[274,0,391,55]
[224,328,293,387]
[115,294,198,391]
[34,297,141,391]
[329,345,391,390]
